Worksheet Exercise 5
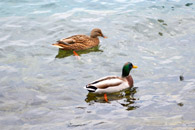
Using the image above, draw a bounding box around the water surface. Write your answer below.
[0,0,195,129]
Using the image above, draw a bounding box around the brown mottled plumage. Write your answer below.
[52,28,106,51]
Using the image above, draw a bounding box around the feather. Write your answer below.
[86,76,128,93]
[85,62,137,94]
[85,85,97,92]
[57,40,70,45]
[52,28,105,51]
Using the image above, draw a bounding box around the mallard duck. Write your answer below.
[85,62,138,94]
[52,28,106,51]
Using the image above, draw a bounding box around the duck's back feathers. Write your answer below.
[62,35,90,44]
[86,76,130,94]
[53,35,100,51]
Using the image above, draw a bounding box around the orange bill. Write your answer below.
[133,65,138,68]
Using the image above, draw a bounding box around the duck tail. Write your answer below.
[85,85,97,92]
[57,40,70,45]
[52,43,64,49]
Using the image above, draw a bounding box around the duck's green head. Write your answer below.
[122,62,138,77]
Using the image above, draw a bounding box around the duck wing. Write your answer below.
[57,35,90,45]
[86,76,124,92]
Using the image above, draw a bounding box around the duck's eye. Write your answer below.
[129,64,133,68]
[96,32,101,35]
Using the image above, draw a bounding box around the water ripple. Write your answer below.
[0,0,195,129]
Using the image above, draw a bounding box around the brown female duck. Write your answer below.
[52,28,107,51]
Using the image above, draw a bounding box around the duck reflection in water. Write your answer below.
[85,87,139,111]
[55,46,103,58]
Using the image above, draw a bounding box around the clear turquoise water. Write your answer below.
[0,0,195,129]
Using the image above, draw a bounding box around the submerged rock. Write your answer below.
[185,3,193,7]
[179,75,184,81]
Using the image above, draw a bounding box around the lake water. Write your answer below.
[0,0,195,129]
